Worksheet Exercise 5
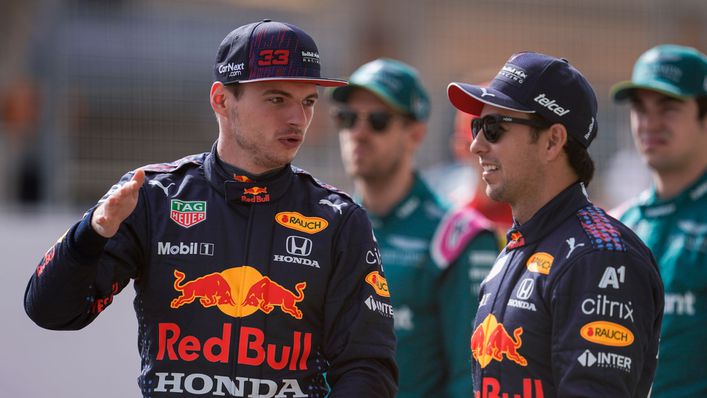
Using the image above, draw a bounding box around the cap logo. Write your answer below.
[585,117,595,140]
[648,63,682,83]
[257,49,290,66]
[301,51,320,64]
[497,64,528,85]
[480,88,496,98]
[534,93,570,116]
[218,62,245,77]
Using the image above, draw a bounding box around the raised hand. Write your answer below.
[91,169,145,238]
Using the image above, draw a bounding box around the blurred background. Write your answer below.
[1,0,705,396]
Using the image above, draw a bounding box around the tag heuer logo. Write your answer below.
[170,200,207,228]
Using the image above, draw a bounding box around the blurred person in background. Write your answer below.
[449,51,664,397]
[24,19,398,398]
[331,58,499,398]
[610,44,707,397]
[0,78,43,203]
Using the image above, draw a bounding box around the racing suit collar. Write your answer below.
[505,182,591,250]
[363,172,430,226]
[637,169,707,218]
[203,142,294,204]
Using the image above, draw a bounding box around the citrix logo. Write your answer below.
[534,93,570,116]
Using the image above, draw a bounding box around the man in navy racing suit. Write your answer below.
[24,20,398,398]
[447,51,664,397]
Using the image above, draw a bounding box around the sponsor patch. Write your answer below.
[365,296,394,318]
[471,314,527,368]
[275,212,328,234]
[577,349,632,373]
[170,200,207,228]
[580,321,634,347]
[526,252,553,275]
[365,271,390,297]
[171,266,306,319]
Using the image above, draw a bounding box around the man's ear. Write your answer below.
[210,82,229,117]
[408,121,427,149]
[545,123,568,161]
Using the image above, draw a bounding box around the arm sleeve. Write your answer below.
[24,172,147,330]
[322,207,398,398]
[438,230,498,398]
[550,249,663,397]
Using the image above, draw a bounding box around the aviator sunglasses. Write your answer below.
[332,108,396,132]
[471,114,551,143]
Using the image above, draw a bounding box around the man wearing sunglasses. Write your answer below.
[331,58,499,398]
[448,51,664,397]
[610,44,707,397]
[24,20,398,397]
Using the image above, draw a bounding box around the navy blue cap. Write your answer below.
[214,19,347,87]
[448,51,598,148]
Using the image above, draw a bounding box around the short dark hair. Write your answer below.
[529,114,595,186]
[223,82,244,99]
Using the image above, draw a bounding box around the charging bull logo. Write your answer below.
[171,270,236,308]
[171,266,306,319]
[471,314,527,368]
[242,277,306,319]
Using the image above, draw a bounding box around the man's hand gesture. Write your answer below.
[91,169,145,238]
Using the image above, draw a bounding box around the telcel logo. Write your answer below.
[534,93,570,116]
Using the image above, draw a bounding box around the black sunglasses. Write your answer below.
[471,114,551,143]
[332,108,395,133]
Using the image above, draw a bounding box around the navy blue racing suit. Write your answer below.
[24,144,398,398]
[471,183,663,398]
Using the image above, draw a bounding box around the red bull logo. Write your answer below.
[470,314,527,368]
[241,277,306,319]
[241,186,270,203]
[171,270,236,308]
[157,323,312,370]
[171,266,306,319]
[233,174,254,182]
[507,231,525,249]
[475,377,545,398]
[243,186,267,195]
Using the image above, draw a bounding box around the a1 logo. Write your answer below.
[598,265,625,289]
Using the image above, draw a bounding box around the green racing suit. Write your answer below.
[616,170,707,397]
[365,173,499,398]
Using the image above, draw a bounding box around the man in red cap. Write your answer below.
[25,20,398,397]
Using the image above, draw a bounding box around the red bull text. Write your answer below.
[157,323,311,370]
[475,377,545,398]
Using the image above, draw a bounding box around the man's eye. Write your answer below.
[303,99,316,107]
[268,97,284,104]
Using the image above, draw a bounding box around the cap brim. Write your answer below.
[238,77,348,87]
[610,80,687,102]
[331,83,409,114]
[447,82,534,116]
